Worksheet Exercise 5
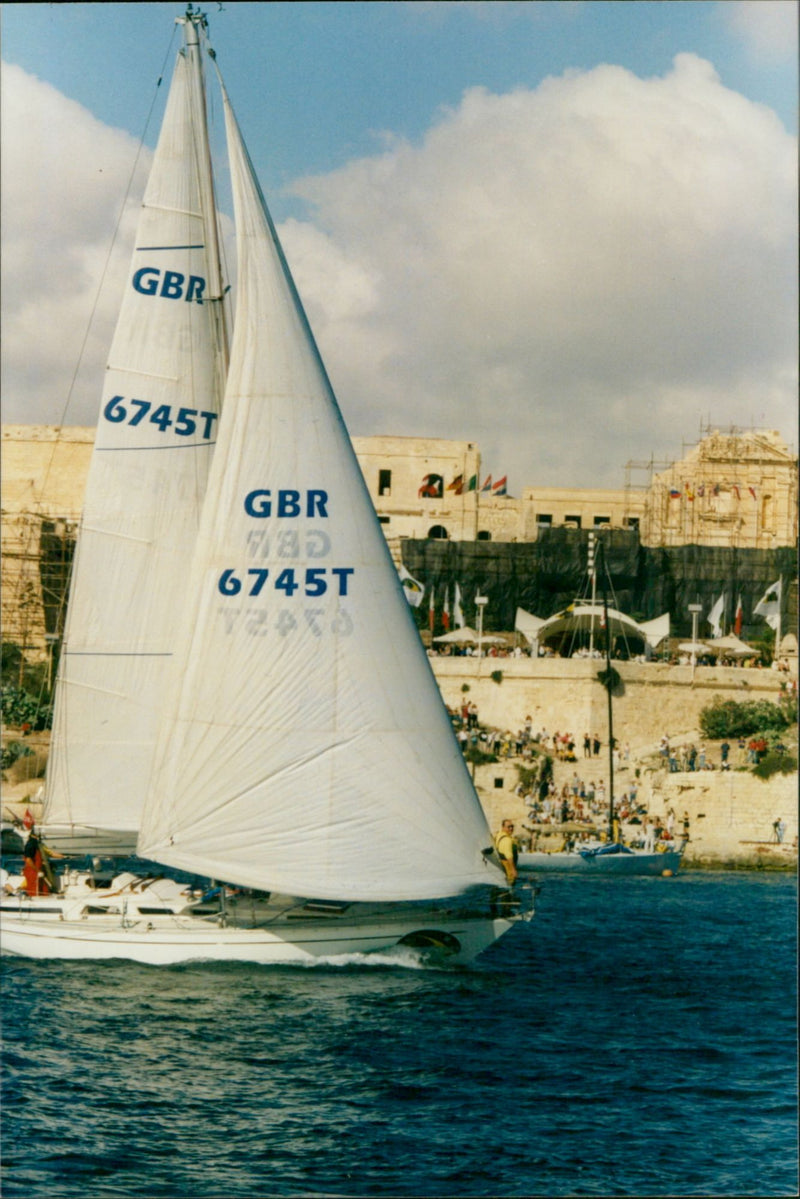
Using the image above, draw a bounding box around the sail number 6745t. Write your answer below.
[218,567,354,597]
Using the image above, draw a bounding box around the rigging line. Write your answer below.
[28,26,182,729]
[54,25,181,435]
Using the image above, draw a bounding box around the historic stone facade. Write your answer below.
[1,426,89,660]
[2,424,797,661]
[643,428,797,549]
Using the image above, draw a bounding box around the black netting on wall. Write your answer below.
[401,530,796,639]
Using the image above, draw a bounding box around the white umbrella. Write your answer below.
[433,627,507,645]
[678,641,711,654]
[706,635,755,657]
[433,626,480,644]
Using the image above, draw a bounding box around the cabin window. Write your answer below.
[428,525,449,540]
[477,530,492,541]
[378,469,392,497]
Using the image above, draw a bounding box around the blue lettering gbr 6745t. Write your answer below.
[133,267,206,302]
[103,396,218,439]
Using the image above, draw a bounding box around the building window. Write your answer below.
[428,525,449,540]
[593,516,610,527]
[565,515,582,528]
[625,517,640,531]
[494,777,504,789]
[537,514,553,527]
[378,515,390,525]
[378,469,392,497]
[477,530,492,541]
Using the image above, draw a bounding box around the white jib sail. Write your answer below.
[45,41,228,845]
[138,84,503,902]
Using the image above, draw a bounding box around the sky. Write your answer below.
[2,0,797,491]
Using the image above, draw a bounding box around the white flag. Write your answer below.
[398,564,425,608]
[754,579,782,630]
[453,582,465,628]
[707,593,725,638]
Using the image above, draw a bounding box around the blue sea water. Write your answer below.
[1,871,797,1199]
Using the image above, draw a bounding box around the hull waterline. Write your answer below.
[0,905,523,966]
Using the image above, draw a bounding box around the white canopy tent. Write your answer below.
[515,604,670,654]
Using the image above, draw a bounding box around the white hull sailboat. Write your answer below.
[0,891,517,966]
[2,7,532,964]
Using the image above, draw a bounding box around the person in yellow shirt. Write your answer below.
[494,819,520,885]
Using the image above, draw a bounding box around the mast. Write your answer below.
[598,539,615,843]
[178,5,230,390]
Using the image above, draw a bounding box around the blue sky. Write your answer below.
[2,2,797,488]
[4,2,796,209]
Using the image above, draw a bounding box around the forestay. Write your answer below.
[45,38,228,846]
[138,78,501,902]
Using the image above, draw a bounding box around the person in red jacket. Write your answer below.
[22,828,51,896]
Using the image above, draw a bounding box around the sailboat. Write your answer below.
[1,7,532,963]
[518,539,683,877]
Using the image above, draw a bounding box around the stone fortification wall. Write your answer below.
[433,657,797,867]
[651,769,797,868]
[429,656,792,754]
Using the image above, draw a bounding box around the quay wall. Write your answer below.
[428,656,791,755]
[430,657,798,867]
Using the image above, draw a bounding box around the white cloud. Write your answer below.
[1,62,150,425]
[720,0,798,64]
[2,54,797,491]
[285,53,797,486]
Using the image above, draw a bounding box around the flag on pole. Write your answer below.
[669,486,681,498]
[447,475,463,494]
[492,476,507,496]
[734,595,743,636]
[454,583,465,628]
[754,579,782,630]
[428,586,435,632]
[442,587,450,631]
[418,474,443,498]
[481,475,492,492]
[467,475,478,491]
[707,592,725,638]
[397,564,424,608]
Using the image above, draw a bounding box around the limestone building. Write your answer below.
[2,423,797,663]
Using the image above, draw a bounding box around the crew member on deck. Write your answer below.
[494,819,520,885]
[22,827,52,896]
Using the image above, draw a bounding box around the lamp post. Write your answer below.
[475,595,488,663]
[688,603,702,675]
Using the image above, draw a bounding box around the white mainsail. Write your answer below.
[44,35,229,848]
[138,80,502,902]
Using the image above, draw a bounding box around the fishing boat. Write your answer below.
[1,6,532,963]
[518,537,683,878]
